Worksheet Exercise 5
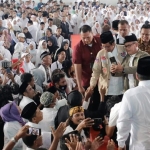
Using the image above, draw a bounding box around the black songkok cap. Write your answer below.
[100,31,114,44]
[124,34,137,44]
[137,56,150,76]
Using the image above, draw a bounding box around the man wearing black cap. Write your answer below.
[117,56,150,150]
[19,82,36,110]
[21,102,52,150]
[111,34,149,91]
[39,51,52,85]
[88,31,126,101]
[51,48,66,73]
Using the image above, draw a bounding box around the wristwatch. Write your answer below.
[11,137,18,143]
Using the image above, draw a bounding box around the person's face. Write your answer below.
[54,91,60,100]
[40,24,45,30]
[43,55,52,65]
[33,108,43,123]
[80,31,93,45]
[56,29,62,35]
[63,43,69,50]
[124,42,138,55]
[22,13,26,18]
[42,41,47,49]
[46,30,51,36]
[102,42,115,52]
[29,44,34,50]
[25,54,31,63]
[24,85,35,99]
[49,21,53,26]
[62,16,66,22]
[96,23,99,28]
[71,112,85,125]
[118,23,130,37]
[47,40,52,46]
[53,12,58,18]
[29,77,35,87]
[13,12,16,17]
[58,51,66,61]
[58,77,67,87]
[141,28,150,42]
[18,37,25,43]
[50,96,57,107]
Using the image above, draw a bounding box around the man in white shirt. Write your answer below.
[38,51,52,85]
[39,92,58,132]
[114,20,130,45]
[27,20,38,43]
[117,56,150,150]
[19,12,29,29]
[54,27,64,48]
[67,14,74,35]
[36,22,45,44]
[19,82,36,110]
[48,18,57,34]
[51,48,66,73]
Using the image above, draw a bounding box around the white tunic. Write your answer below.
[117,80,150,149]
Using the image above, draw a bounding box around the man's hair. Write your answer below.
[141,24,150,30]
[21,73,33,83]
[22,134,37,148]
[80,25,92,33]
[102,24,111,33]
[57,27,62,30]
[118,20,129,26]
[46,28,52,33]
[109,39,115,45]
[137,73,150,81]
[48,18,53,22]
[52,72,65,83]
[40,22,45,25]
[28,20,33,25]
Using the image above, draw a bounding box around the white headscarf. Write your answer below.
[35,40,48,67]
[92,22,102,35]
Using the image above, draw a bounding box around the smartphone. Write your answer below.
[28,127,41,136]
[94,118,102,125]
[92,118,102,131]
[6,68,11,74]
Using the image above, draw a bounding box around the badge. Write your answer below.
[121,51,126,57]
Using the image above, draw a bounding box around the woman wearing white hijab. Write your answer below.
[22,53,35,73]
[92,21,102,36]
[29,41,37,64]
[35,40,48,67]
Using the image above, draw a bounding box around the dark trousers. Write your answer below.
[87,85,100,111]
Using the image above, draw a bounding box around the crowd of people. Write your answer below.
[0,0,150,150]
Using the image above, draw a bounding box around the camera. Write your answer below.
[1,60,12,69]
[92,118,106,139]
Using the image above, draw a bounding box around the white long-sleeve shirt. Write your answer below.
[117,80,150,149]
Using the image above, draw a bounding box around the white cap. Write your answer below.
[18,33,25,38]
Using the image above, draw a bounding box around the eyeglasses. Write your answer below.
[124,42,135,49]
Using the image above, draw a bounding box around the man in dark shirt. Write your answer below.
[73,25,102,110]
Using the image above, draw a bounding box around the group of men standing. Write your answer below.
[73,20,150,149]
